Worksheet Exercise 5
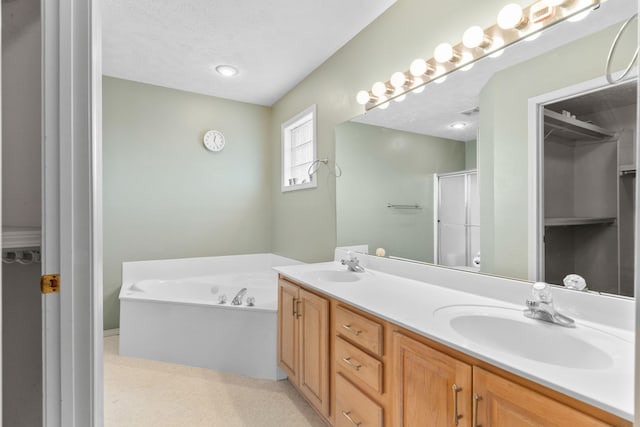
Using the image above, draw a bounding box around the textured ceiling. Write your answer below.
[101,0,396,106]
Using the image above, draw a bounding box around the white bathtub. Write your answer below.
[119,253,301,380]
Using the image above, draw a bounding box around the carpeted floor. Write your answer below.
[104,336,327,427]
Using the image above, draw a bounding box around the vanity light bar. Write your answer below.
[357,0,601,111]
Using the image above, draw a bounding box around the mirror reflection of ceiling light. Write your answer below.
[450,122,468,129]
[460,52,475,71]
[434,65,448,84]
[393,88,407,102]
[356,0,600,109]
[412,77,426,94]
[489,36,506,58]
[568,0,596,22]
[215,65,238,77]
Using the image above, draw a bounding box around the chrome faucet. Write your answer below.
[523,282,575,327]
[231,287,248,305]
[340,251,365,272]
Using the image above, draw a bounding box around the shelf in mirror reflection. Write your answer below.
[544,217,616,227]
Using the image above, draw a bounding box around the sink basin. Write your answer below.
[434,305,626,370]
[313,270,362,283]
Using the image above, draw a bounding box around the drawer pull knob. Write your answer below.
[452,384,462,426]
[341,357,362,371]
[341,324,362,336]
[342,411,362,426]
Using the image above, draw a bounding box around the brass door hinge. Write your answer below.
[41,274,60,294]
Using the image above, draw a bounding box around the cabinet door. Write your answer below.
[299,288,330,417]
[473,367,611,427]
[393,333,472,427]
[277,280,299,383]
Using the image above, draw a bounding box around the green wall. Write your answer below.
[336,122,465,262]
[102,77,272,329]
[479,22,638,279]
[269,0,516,262]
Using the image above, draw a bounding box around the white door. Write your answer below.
[41,0,103,426]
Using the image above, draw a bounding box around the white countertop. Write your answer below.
[274,261,635,421]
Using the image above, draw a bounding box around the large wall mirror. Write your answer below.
[336,0,638,297]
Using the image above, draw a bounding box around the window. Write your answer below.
[281,105,317,192]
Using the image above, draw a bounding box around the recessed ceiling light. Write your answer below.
[215,65,238,77]
[450,122,468,129]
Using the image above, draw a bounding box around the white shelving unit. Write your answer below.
[3,226,41,249]
[619,164,636,176]
[544,109,616,142]
[544,217,616,227]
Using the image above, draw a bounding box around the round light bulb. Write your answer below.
[544,0,569,6]
[488,36,505,58]
[497,3,525,30]
[434,65,447,84]
[434,43,454,63]
[412,77,425,94]
[393,88,406,102]
[356,90,371,105]
[463,26,485,49]
[390,71,407,88]
[410,58,428,76]
[450,122,468,129]
[567,0,594,22]
[377,96,389,109]
[460,52,474,71]
[525,31,541,42]
[371,81,388,97]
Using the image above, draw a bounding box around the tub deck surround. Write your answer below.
[273,256,635,421]
[119,253,301,380]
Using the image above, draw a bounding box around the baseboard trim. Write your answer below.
[104,328,120,337]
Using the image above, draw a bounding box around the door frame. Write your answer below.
[526,72,638,282]
[41,0,103,426]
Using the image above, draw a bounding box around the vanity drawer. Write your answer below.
[335,336,383,394]
[336,374,383,427]
[335,305,383,356]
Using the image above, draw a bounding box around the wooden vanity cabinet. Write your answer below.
[393,332,472,427]
[278,275,631,427]
[392,332,628,427]
[473,367,612,427]
[334,304,390,426]
[277,277,330,419]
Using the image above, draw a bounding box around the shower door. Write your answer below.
[435,171,479,269]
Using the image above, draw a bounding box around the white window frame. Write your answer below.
[281,104,317,192]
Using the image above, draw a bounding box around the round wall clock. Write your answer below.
[203,130,226,152]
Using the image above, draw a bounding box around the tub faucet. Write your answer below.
[231,288,248,306]
[523,282,575,327]
[341,251,365,272]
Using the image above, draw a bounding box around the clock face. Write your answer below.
[203,130,225,152]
